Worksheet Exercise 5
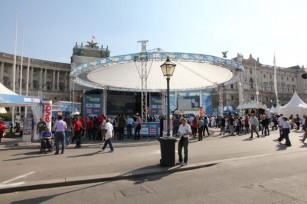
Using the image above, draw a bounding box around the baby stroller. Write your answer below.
[40,132,54,153]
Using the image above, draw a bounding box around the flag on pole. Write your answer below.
[92,35,95,39]
[273,53,279,104]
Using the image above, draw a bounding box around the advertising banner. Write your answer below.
[150,96,163,116]
[84,94,102,117]
[43,101,52,129]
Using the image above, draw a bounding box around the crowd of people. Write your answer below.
[1,111,306,166]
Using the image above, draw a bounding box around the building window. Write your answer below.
[270,75,272,79]
[292,77,294,81]
[4,67,8,73]
[231,95,234,100]
[231,84,233,89]
[250,70,252,74]
[249,78,254,89]
[264,74,266,78]
[281,76,283,80]
[33,80,38,89]
[33,70,37,76]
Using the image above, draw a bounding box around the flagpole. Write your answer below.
[254,61,259,103]
[25,41,32,118]
[12,14,18,126]
[273,53,279,105]
[19,31,24,114]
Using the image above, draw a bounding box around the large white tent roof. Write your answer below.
[281,92,307,108]
[0,83,17,95]
[70,52,244,92]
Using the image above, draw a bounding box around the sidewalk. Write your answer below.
[0,128,306,194]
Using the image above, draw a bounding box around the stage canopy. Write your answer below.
[0,83,41,107]
[70,52,244,92]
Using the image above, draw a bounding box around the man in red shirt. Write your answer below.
[74,116,83,148]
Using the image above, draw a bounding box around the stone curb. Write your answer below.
[0,162,218,194]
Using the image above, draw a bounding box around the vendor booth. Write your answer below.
[0,83,42,141]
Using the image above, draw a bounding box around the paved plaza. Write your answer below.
[0,128,306,194]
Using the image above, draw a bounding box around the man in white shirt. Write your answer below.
[177,118,192,166]
[101,118,114,152]
[278,117,291,147]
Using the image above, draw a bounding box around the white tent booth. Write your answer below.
[237,102,268,115]
[280,92,307,117]
[0,83,42,141]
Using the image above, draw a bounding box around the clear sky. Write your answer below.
[1,0,306,68]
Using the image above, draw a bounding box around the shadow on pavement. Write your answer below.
[10,182,106,204]
[67,150,101,158]
[126,164,185,184]
[276,143,287,151]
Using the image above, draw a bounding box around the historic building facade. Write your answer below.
[0,52,71,101]
[211,54,307,111]
[1,46,306,114]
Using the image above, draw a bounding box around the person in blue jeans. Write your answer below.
[53,115,67,155]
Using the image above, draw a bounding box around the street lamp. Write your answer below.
[160,56,176,136]
[256,90,259,103]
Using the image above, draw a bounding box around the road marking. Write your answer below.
[0,182,25,188]
[1,171,35,184]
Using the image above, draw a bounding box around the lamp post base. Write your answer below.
[158,136,177,167]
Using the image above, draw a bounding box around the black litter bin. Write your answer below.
[158,137,177,167]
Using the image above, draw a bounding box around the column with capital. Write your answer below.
[64,72,68,92]
[44,69,47,90]
[0,62,4,84]
[16,65,19,91]
[40,68,43,89]
[52,70,56,91]
[30,67,33,89]
[57,70,60,91]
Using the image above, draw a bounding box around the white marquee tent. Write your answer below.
[280,92,307,117]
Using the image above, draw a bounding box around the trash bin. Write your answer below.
[158,137,177,167]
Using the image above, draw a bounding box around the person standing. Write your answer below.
[203,116,210,136]
[74,116,83,148]
[228,114,235,136]
[126,115,134,138]
[134,115,142,140]
[280,117,291,147]
[172,116,180,137]
[300,115,307,143]
[197,117,204,141]
[159,115,164,137]
[219,116,226,135]
[177,118,192,166]
[249,114,260,138]
[37,118,47,139]
[118,114,126,140]
[101,119,114,152]
[294,114,301,130]
[53,115,67,154]
[0,118,6,144]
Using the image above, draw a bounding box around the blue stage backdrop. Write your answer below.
[84,94,102,117]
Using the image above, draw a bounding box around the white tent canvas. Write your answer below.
[280,92,307,117]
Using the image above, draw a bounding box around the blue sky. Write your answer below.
[1,0,306,68]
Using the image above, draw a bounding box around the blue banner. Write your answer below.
[150,96,163,116]
[84,94,102,117]
[202,91,212,115]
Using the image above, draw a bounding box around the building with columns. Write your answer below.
[0,52,71,102]
[211,54,307,112]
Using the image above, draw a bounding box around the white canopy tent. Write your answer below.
[269,103,281,114]
[237,102,268,110]
[280,92,307,117]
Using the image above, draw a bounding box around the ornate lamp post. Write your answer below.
[158,57,177,167]
[160,57,176,136]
